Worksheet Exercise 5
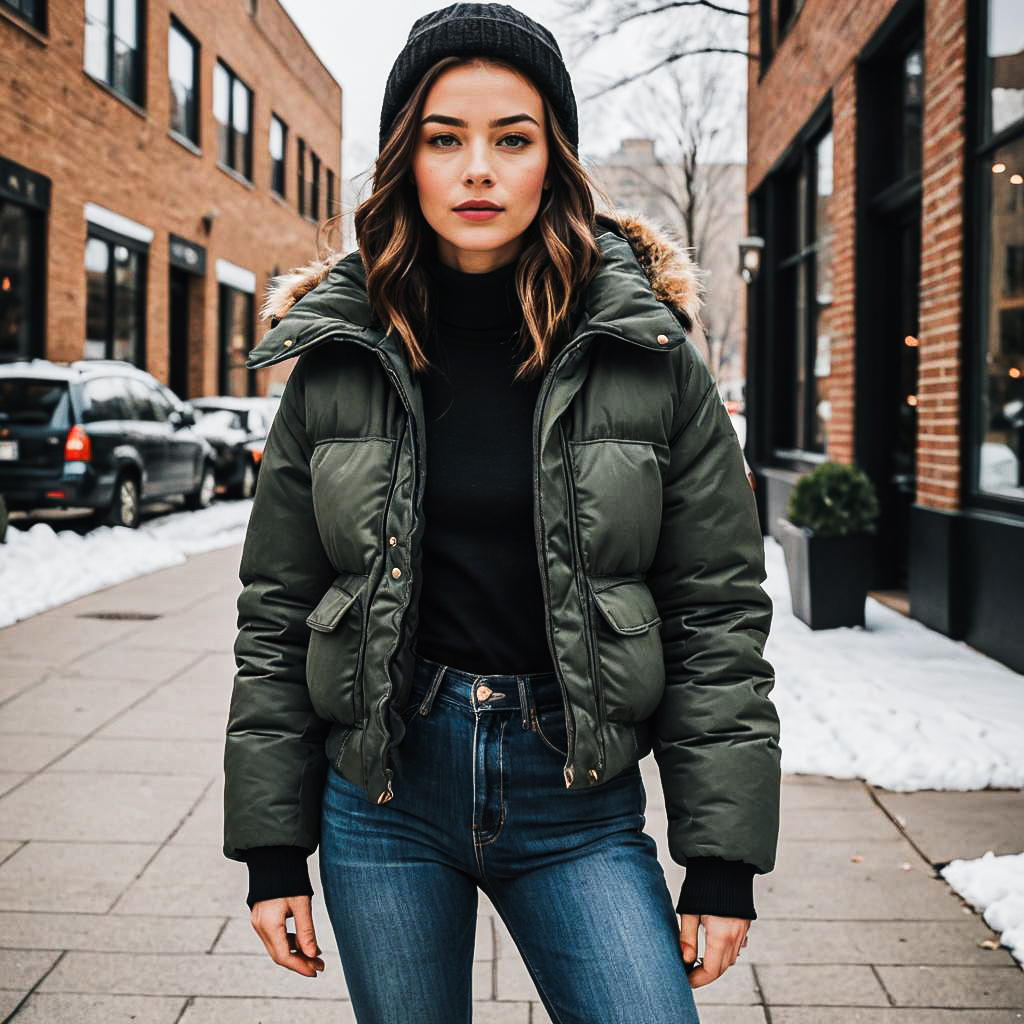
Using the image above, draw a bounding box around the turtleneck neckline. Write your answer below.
[426,247,523,331]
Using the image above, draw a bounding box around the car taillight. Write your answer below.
[251,448,263,463]
[64,424,92,463]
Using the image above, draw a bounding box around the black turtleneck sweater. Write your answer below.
[242,249,757,922]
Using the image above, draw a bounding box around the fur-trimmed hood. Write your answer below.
[259,209,704,332]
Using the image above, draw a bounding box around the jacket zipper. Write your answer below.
[558,422,605,738]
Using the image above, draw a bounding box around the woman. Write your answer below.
[223,4,781,1022]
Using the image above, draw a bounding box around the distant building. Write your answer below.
[0,0,342,398]
[590,138,747,398]
[744,0,1023,671]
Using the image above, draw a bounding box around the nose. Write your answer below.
[463,137,495,187]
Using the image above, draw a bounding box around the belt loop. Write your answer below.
[418,662,447,719]
[517,675,531,731]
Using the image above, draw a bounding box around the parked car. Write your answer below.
[0,358,217,529]
[188,396,278,499]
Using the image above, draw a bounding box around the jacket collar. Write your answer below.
[245,209,703,370]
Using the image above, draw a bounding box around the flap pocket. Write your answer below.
[307,571,369,632]
[588,577,661,635]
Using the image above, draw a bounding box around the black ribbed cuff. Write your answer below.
[242,846,314,911]
[676,856,758,920]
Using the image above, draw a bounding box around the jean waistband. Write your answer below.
[411,651,564,719]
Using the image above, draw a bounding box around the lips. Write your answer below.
[453,201,503,211]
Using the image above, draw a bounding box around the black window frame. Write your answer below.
[83,0,145,107]
[297,137,306,216]
[310,149,321,222]
[168,15,200,147]
[213,58,253,181]
[758,0,806,77]
[83,223,148,368]
[964,0,1024,513]
[270,113,288,198]
[326,167,336,218]
[2,0,46,32]
[767,105,834,462]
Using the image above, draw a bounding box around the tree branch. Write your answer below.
[581,47,757,100]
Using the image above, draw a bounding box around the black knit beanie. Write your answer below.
[378,3,578,155]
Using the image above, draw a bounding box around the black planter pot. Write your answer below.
[777,516,875,629]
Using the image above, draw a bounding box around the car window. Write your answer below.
[196,408,245,431]
[123,379,159,422]
[246,408,266,433]
[82,377,132,422]
[148,387,174,422]
[0,378,72,427]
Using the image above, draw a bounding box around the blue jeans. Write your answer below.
[319,651,700,1024]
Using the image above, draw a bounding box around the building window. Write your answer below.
[297,137,306,216]
[168,18,199,145]
[84,0,143,105]
[973,0,1024,503]
[270,114,287,197]
[219,285,254,397]
[326,167,336,217]
[310,150,321,221]
[758,0,805,71]
[773,125,834,456]
[213,59,253,180]
[84,230,146,366]
[0,202,43,362]
[2,0,46,31]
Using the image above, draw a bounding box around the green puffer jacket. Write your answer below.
[223,210,782,896]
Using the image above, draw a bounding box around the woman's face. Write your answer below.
[411,62,550,273]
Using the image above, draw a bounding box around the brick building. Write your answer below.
[0,0,341,398]
[744,0,1023,671]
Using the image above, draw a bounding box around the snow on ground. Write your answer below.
[762,535,1024,792]
[941,852,1024,969]
[0,500,251,628]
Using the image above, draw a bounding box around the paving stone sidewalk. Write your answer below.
[0,544,1021,1023]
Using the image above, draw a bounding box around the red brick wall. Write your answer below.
[748,0,968,512]
[0,0,342,397]
[916,0,966,511]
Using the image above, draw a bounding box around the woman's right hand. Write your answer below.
[250,894,326,977]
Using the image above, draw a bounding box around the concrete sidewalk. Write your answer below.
[0,545,1021,1023]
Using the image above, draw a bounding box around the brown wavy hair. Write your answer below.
[338,55,615,382]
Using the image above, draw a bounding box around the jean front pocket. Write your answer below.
[532,704,569,758]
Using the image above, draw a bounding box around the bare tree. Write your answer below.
[554,0,754,101]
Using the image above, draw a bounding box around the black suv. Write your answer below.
[0,359,217,529]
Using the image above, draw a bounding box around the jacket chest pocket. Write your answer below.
[310,437,396,571]
[306,569,371,726]
[587,575,666,725]
[567,438,663,574]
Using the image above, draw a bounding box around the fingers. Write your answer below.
[250,896,325,977]
[682,915,750,989]
[678,913,700,965]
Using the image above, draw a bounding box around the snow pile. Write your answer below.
[941,851,1024,969]
[762,536,1024,791]
[0,500,252,628]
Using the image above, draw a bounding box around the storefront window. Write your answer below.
[219,284,254,397]
[84,232,145,365]
[976,2,1024,501]
[0,200,43,363]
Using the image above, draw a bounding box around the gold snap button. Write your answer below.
[656,334,669,345]
[476,684,493,701]
[282,339,294,347]
[588,768,599,780]
[391,567,401,579]
[388,536,398,547]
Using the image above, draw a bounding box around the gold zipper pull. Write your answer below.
[376,776,394,804]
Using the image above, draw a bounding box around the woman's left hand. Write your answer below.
[678,914,750,988]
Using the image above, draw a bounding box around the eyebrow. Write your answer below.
[420,113,540,129]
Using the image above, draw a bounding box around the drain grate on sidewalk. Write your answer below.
[77,611,163,620]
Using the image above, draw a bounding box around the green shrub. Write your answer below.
[785,461,879,537]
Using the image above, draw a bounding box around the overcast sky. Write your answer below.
[277,0,748,186]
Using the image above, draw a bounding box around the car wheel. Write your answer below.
[101,474,140,529]
[234,460,256,500]
[185,462,217,510]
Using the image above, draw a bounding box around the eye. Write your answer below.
[499,134,531,149]
[427,133,459,149]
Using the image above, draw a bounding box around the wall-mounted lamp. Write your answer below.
[201,208,221,235]
[738,236,765,284]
